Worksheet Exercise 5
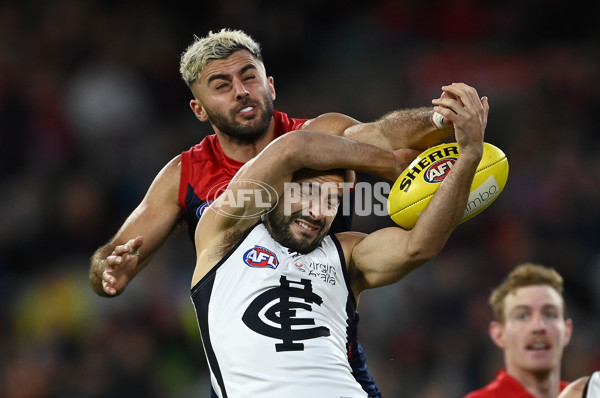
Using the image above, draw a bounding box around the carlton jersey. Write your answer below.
[583,371,600,397]
[464,370,569,398]
[191,223,367,398]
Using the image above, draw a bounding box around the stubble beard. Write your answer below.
[265,209,327,255]
[207,96,274,144]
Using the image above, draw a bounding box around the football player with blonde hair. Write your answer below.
[91,28,472,398]
[465,263,573,398]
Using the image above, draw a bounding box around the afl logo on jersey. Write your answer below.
[424,158,456,183]
[243,246,279,269]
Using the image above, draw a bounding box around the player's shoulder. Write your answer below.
[182,135,218,156]
[273,110,308,135]
[463,371,525,398]
[301,112,359,135]
[334,231,367,258]
[558,375,592,398]
[165,153,183,172]
[150,154,182,189]
[180,135,232,170]
[463,376,503,398]
[335,231,367,243]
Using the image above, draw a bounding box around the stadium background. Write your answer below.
[1,1,599,397]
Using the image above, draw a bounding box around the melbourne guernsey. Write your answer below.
[191,223,366,398]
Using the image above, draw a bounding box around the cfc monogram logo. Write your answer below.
[242,276,330,352]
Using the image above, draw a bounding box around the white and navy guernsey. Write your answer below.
[191,223,367,398]
[583,371,600,398]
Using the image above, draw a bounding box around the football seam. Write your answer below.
[391,193,435,215]
[476,155,507,174]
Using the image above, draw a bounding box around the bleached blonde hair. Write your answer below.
[179,28,263,86]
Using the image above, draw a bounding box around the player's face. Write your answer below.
[492,285,572,376]
[266,173,344,254]
[192,50,275,143]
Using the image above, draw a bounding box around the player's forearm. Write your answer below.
[345,107,453,151]
[283,130,397,180]
[407,150,481,260]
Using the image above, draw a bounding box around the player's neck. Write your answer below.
[216,125,276,163]
[507,367,561,398]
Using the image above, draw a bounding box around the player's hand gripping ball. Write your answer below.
[387,142,508,229]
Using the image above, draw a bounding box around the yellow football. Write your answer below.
[388,142,508,229]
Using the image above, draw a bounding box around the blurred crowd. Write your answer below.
[1,1,599,397]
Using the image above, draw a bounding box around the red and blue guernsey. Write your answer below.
[179,110,379,398]
[178,109,353,242]
[465,370,569,398]
[179,110,306,241]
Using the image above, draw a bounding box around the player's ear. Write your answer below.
[489,321,506,349]
[563,318,573,347]
[268,76,276,100]
[190,99,209,122]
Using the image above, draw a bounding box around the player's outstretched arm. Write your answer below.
[302,95,459,179]
[89,156,184,297]
[344,83,489,293]
[343,106,454,151]
[302,84,460,153]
